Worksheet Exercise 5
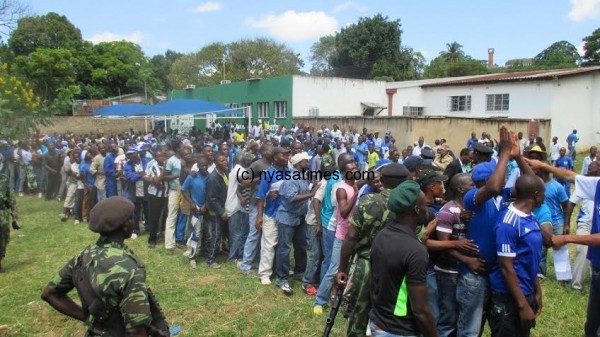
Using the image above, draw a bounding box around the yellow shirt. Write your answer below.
[234,133,244,142]
[368,152,380,169]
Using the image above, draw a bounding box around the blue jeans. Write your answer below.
[315,237,342,306]
[240,204,261,271]
[369,321,417,337]
[539,224,564,277]
[456,271,488,337]
[427,265,439,324]
[436,271,459,337]
[586,266,600,337]
[302,224,322,287]
[320,229,336,283]
[96,188,106,202]
[175,212,190,243]
[275,220,307,284]
[228,211,249,261]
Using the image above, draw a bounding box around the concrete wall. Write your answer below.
[294,116,551,153]
[292,76,387,117]
[37,117,148,135]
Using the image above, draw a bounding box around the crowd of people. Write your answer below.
[1,120,600,337]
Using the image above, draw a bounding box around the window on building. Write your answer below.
[274,101,287,118]
[257,102,269,118]
[486,94,510,111]
[242,103,252,117]
[402,106,424,116]
[449,96,471,112]
[226,103,240,117]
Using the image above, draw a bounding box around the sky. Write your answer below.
[25,0,600,71]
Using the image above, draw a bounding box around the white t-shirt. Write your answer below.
[225,164,243,216]
[550,143,561,161]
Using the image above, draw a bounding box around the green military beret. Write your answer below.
[89,197,135,234]
[388,180,421,213]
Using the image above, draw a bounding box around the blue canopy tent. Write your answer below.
[93,103,149,117]
[143,99,242,116]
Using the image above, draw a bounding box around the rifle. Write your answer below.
[322,274,348,337]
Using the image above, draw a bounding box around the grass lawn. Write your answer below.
[0,192,592,337]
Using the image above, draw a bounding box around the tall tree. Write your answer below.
[150,49,183,92]
[309,35,335,76]
[439,41,465,63]
[330,14,403,80]
[8,12,83,56]
[582,28,600,66]
[167,38,303,89]
[533,40,580,68]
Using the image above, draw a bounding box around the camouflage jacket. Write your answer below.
[0,173,17,223]
[350,188,392,259]
[46,237,152,336]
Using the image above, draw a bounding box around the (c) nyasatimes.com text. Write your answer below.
[238,169,374,183]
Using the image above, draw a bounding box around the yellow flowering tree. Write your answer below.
[0,62,49,139]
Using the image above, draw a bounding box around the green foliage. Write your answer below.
[150,50,184,92]
[168,38,303,89]
[533,41,580,68]
[0,62,49,139]
[8,12,83,56]
[582,27,600,66]
[425,42,489,78]
[309,35,336,76]
[330,14,403,80]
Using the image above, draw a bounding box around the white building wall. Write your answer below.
[549,74,599,151]
[292,76,387,117]
[420,81,553,119]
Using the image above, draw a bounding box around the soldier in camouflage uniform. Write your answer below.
[0,172,18,273]
[336,163,410,337]
[41,197,154,336]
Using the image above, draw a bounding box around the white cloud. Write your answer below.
[86,32,142,44]
[333,1,367,14]
[568,0,600,21]
[246,11,338,42]
[578,41,586,56]
[192,2,221,13]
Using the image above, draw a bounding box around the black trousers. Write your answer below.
[147,195,168,244]
[489,291,538,337]
[45,172,60,200]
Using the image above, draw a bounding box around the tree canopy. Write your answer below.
[533,40,580,68]
[582,28,600,66]
[424,42,488,78]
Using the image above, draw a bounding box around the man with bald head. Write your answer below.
[489,174,545,337]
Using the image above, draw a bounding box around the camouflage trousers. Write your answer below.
[0,219,9,259]
[343,256,371,337]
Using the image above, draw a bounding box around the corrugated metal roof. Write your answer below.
[420,66,600,87]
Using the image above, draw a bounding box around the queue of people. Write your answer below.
[1,121,598,337]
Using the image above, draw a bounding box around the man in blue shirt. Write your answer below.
[103,144,118,197]
[181,157,208,268]
[489,174,544,337]
[524,159,600,336]
[566,129,579,161]
[274,152,319,295]
[459,126,532,337]
[256,147,291,285]
[353,136,368,172]
[554,147,574,197]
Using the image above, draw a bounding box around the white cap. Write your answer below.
[290,152,310,166]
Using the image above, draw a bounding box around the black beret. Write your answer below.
[473,142,494,154]
[381,163,410,178]
[89,197,135,234]
[420,147,436,159]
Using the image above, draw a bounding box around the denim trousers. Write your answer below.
[320,229,336,283]
[240,204,261,271]
[17,165,27,193]
[456,271,489,337]
[228,210,249,261]
[203,214,222,265]
[315,237,342,306]
[302,224,322,287]
[489,292,537,337]
[33,164,44,192]
[175,212,190,243]
[436,271,459,337]
[96,187,106,202]
[369,321,418,337]
[4,162,16,191]
[427,264,440,324]
[539,224,564,277]
[275,220,307,285]
[585,266,600,337]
